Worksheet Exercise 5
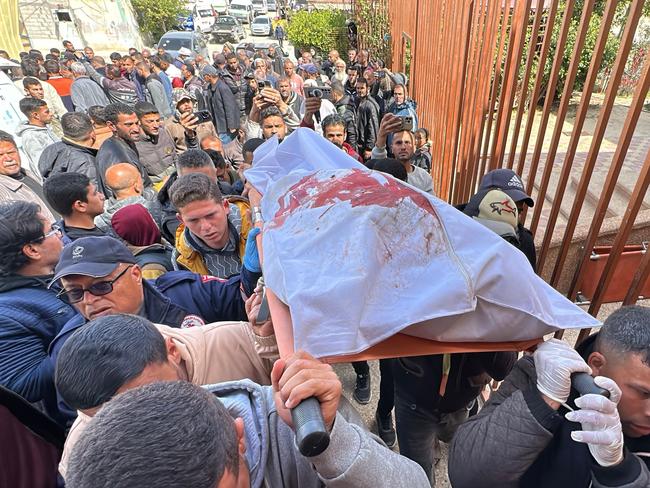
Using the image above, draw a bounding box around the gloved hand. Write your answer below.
[243,227,262,273]
[534,339,591,404]
[566,376,624,467]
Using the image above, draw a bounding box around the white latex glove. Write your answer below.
[534,339,592,404]
[566,376,624,467]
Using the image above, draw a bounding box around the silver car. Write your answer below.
[212,15,245,43]
[251,16,272,36]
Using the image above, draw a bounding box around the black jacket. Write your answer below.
[356,96,380,152]
[96,136,153,196]
[334,95,358,152]
[204,79,240,133]
[38,139,100,189]
[158,171,180,245]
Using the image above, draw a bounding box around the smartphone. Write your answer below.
[192,110,212,123]
[398,115,414,132]
[571,372,610,398]
[257,80,271,89]
[304,86,332,101]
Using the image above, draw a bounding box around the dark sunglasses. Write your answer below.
[57,265,133,304]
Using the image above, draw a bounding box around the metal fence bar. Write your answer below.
[515,0,559,177]
[623,243,650,306]
[528,0,596,236]
[505,0,545,171]
[521,0,576,218]
[535,0,619,272]
[550,0,645,289]
[568,23,650,305]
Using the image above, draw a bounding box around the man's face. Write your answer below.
[227,57,239,73]
[178,199,230,249]
[237,49,246,61]
[335,61,346,73]
[358,50,368,65]
[142,49,151,60]
[122,58,134,73]
[35,105,53,124]
[61,264,145,320]
[157,47,165,56]
[181,64,191,80]
[0,141,21,176]
[34,215,64,268]
[593,352,650,438]
[415,131,424,148]
[394,86,405,104]
[262,116,286,141]
[278,79,292,99]
[284,62,295,77]
[113,113,141,142]
[347,69,358,85]
[302,52,312,63]
[324,124,346,149]
[176,100,193,115]
[356,82,367,97]
[25,83,44,99]
[159,60,170,71]
[348,50,356,62]
[391,132,415,162]
[328,50,338,63]
[64,42,74,51]
[363,69,376,85]
[84,183,106,216]
[84,47,94,59]
[139,113,161,137]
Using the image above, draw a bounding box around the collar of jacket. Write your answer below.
[142,279,190,327]
[62,137,97,155]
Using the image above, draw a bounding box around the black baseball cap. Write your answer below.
[479,169,534,207]
[51,236,137,284]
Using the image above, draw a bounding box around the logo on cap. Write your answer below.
[72,246,84,261]
[507,175,523,189]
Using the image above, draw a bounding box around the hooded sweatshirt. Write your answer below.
[58,321,278,479]
[15,122,60,181]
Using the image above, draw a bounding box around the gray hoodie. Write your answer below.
[207,380,429,488]
[15,122,60,182]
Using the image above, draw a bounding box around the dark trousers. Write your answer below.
[350,360,394,417]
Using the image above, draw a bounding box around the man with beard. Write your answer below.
[222,53,247,117]
[96,103,153,196]
[345,65,359,100]
[135,62,172,119]
[202,65,240,145]
[121,55,145,102]
[283,59,304,97]
[355,78,380,161]
[330,80,357,151]
[181,62,206,109]
[278,76,303,117]
[267,44,285,78]
[165,90,217,154]
[332,59,348,85]
[371,113,433,194]
[134,102,179,184]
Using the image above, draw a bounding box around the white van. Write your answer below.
[230,0,254,24]
[251,0,268,16]
[193,2,217,32]
[212,0,229,15]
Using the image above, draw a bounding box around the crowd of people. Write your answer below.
[0,37,649,488]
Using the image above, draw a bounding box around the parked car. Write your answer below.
[266,0,277,11]
[251,16,273,36]
[192,2,218,32]
[212,0,229,15]
[230,0,254,24]
[156,31,209,59]
[212,15,245,43]
[252,0,268,16]
[236,41,288,58]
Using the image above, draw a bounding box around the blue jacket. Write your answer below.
[0,275,79,426]
[49,267,260,419]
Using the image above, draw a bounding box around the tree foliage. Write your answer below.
[286,9,349,56]
[353,0,391,64]
[131,0,187,41]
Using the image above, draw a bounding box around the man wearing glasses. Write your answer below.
[0,201,77,427]
[48,234,262,386]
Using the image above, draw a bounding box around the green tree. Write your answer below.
[286,9,349,56]
[130,0,187,41]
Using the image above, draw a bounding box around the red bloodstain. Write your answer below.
[270,169,436,228]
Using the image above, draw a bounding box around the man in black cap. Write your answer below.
[48,234,262,380]
[474,168,536,271]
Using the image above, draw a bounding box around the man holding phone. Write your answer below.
[201,65,240,145]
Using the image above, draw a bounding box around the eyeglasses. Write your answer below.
[30,224,62,243]
[58,265,133,304]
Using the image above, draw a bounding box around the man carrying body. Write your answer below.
[450,306,650,488]
[16,97,60,179]
[371,114,434,194]
[43,172,106,243]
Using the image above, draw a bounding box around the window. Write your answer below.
[217,16,236,24]
[160,37,192,50]
[197,9,213,16]
[55,11,72,21]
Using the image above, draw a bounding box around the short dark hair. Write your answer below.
[205,149,226,169]
[19,97,46,118]
[356,78,368,87]
[170,173,223,209]
[149,55,162,69]
[87,105,107,125]
[66,381,239,487]
[43,172,91,217]
[330,80,344,96]
[43,59,60,74]
[242,138,264,157]
[260,106,284,123]
[0,130,17,148]
[370,158,408,182]
[595,306,650,366]
[20,60,40,77]
[50,47,61,55]
[134,101,159,118]
[22,76,40,88]
[109,52,121,61]
[321,113,346,133]
[416,127,429,140]
[225,52,237,61]
[92,55,106,67]
[62,112,93,140]
[104,103,135,124]
[55,314,169,410]
[121,55,133,62]
[106,64,121,78]
[0,201,45,276]
[161,53,173,64]
[183,61,195,76]
[177,149,215,171]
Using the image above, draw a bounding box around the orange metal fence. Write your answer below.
[352,0,650,333]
